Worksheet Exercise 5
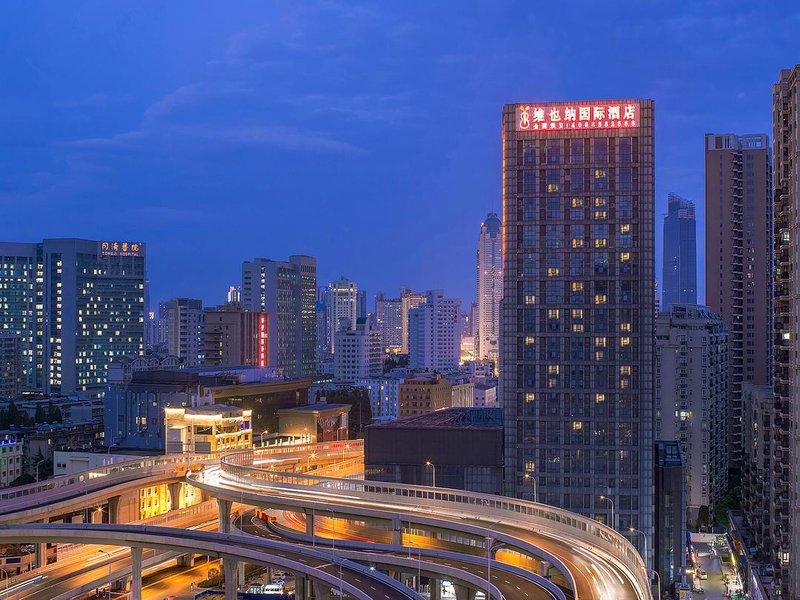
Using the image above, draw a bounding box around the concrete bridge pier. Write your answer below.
[130,546,143,600]
[541,559,552,577]
[430,578,442,600]
[107,495,120,524]
[168,482,182,511]
[217,498,232,533]
[223,557,238,600]
[303,508,314,537]
[34,542,47,568]
[176,554,196,567]
[237,561,246,588]
[294,574,308,600]
[454,583,477,600]
[392,514,402,545]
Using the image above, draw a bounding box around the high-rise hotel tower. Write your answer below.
[501,100,655,562]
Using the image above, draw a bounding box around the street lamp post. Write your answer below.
[652,566,662,600]
[425,461,436,487]
[486,537,506,600]
[97,549,111,600]
[261,430,269,447]
[630,527,659,599]
[524,472,537,503]
[34,458,47,483]
[629,528,649,568]
[599,495,615,530]
[0,567,9,595]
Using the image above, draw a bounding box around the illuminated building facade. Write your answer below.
[477,212,502,362]
[400,288,427,354]
[241,255,317,378]
[163,297,204,367]
[705,133,772,475]
[325,277,359,354]
[333,318,382,383]
[0,238,146,395]
[655,304,728,523]
[501,100,655,564]
[0,332,22,400]
[773,65,800,599]
[408,291,461,372]
[203,304,268,367]
[375,292,403,353]
[164,404,253,454]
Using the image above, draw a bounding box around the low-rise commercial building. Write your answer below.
[365,407,503,494]
[203,303,268,367]
[164,404,252,453]
[0,434,23,487]
[277,403,350,443]
[473,383,497,407]
[398,372,452,418]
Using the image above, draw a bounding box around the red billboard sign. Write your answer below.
[516,102,638,131]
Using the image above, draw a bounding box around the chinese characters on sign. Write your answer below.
[258,314,268,368]
[516,103,638,131]
[99,241,144,257]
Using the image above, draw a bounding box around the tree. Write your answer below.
[35,403,47,424]
[696,505,711,531]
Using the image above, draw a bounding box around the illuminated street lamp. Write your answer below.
[97,549,112,600]
[425,461,436,487]
[599,495,615,530]
[524,471,537,503]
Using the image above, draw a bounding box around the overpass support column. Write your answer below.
[34,542,47,568]
[223,557,238,600]
[130,547,143,600]
[541,560,551,578]
[430,579,442,600]
[237,561,246,588]
[217,498,232,533]
[454,584,477,600]
[392,514,403,545]
[107,495,120,524]
[295,574,307,600]
[168,482,182,511]
[304,508,314,537]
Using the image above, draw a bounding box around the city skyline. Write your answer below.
[2,3,797,307]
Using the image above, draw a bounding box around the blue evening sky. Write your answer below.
[1,1,797,308]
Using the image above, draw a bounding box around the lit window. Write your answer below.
[595,393,606,403]
[572,238,584,248]
[548,378,557,388]
[547,267,560,277]
[620,378,629,389]
[525,294,537,305]
[595,351,604,361]
[571,197,584,207]
[572,309,584,319]
[594,238,607,248]
[620,224,631,233]
[620,322,632,332]
[548,183,559,193]
[548,309,560,319]
[595,337,607,347]
[594,294,607,304]
[548,365,560,375]
[621,336,631,347]
[620,365,632,375]
[525,336,535,345]
[572,421,583,431]
[572,324,584,332]
[571,281,584,291]
[594,169,607,178]
[525,392,536,403]
[620,252,631,262]
[594,210,607,220]
[594,197,607,207]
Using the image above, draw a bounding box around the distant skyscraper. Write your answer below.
[334,318,383,383]
[661,193,697,311]
[0,332,22,400]
[477,212,502,362]
[227,285,242,304]
[357,289,368,320]
[326,277,358,354]
[501,100,655,562]
[375,292,403,353]
[705,133,772,476]
[0,238,146,395]
[773,65,799,600]
[655,305,728,523]
[400,288,427,354]
[164,298,205,367]
[242,255,317,377]
[408,290,461,371]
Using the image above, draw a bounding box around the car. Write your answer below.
[698,569,708,580]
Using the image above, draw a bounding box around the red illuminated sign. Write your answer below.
[516,102,638,131]
[258,314,268,367]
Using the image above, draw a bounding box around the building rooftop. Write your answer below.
[278,403,351,414]
[369,407,502,430]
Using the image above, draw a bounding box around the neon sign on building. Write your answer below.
[258,314,268,367]
[516,102,638,131]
